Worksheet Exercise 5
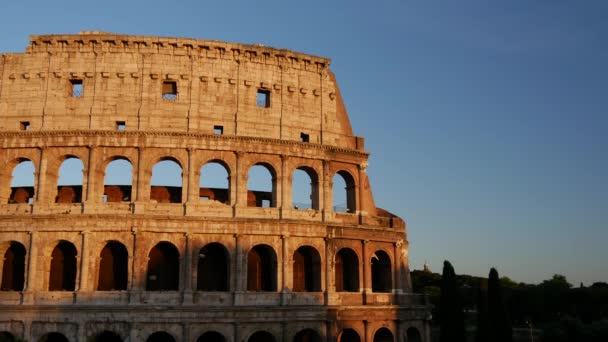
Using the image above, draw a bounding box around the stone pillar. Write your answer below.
[129,229,140,304]
[85,145,98,203]
[324,237,335,305]
[362,240,371,302]
[22,231,37,302]
[280,155,290,215]
[233,234,243,305]
[322,160,331,222]
[235,152,247,211]
[182,233,193,303]
[280,234,289,305]
[394,241,402,294]
[35,147,48,204]
[76,231,89,294]
[185,148,196,204]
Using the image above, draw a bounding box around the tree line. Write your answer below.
[412,261,608,341]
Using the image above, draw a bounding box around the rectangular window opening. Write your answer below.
[20,121,30,131]
[70,79,83,98]
[162,81,177,100]
[300,132,310,143]
[261,199,271,208]
[116,121,126,131]
[213,125,224,135]
[256,89,270,108]
[28,197,34,204]
[199,196,210,200]
[102,195,108,203]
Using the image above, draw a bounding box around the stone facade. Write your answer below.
[0,32,431,342]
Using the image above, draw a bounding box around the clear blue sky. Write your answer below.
[2,0,606,285]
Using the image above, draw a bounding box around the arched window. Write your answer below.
[146,242,179,291]
[335,248,359,292]
[56,157,84,203]
[292,167,319,210]
[247,244,277,291]
[97,241,128,291]
[248,331,276,342]
[292,246,321,292]
[371,250,392,293]
[197,243,229,291]
[9,159,35,204]
[0,331,15,342]
[373,328,394,342]
[49,241,77,291]
[338,329,360,342]
[150,159,182,203]
[1,242,26,291]
[197,331,226,342]
[38,332,69,342]
[199,161,230,204]
[247,163,276,208]
[293,329,322,342]
[333,171,356,213]
[104,158,133,202]
[91,331,123,342]
[146,332,176,342]
[406,328,421,342]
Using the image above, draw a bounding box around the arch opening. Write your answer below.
[293,329,322,342]
[92,331,123,342]
[197,243,229,291]
[371,250,392,293]
[197,331,226,342]
[150,159,182,203]
[56,157,84,203]
[38,332,69,342]
[146,242,179,291]
[49,241,77,291]
[406,327,421,342]
[1,242,26,291]
[335,248,359,292]
[247,163,276,208]
[248,331,276,342]
[247,244,277,292]
[146,332,176,342]
[333,171,356,213]
[199,161,230,204]
[373,328,394,342]
[292,246,321,292]
[104,158,133,202]
[0,331,15,342]
[292,167,319,210]
[338,329,360,342]
[9,159,35,204]
[97,241,128,291]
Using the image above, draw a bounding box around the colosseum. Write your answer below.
[0,32,430,342]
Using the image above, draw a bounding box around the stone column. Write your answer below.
[322,160,331,222]
[182,233,193,303]
[324,237,334,305]
[393,241,402,294]
[22,231,37,303]
[185,148,196,204]
[362,240,371,302]
[233,234,243,305]
[35,147,48,204]
[129,228,140,304]
[280,155,290,215]
[133,147,147,213]
[280,234,289,305]
[85,145,98,203]
[234,152,247,212]
[76,231,89,294]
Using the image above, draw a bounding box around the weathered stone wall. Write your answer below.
[0,33,431,342]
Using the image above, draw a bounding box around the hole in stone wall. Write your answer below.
[300,132,309,143]
[247,164,275,208]
[338,329,361,342]
[147,332,176,342]
[1,241,26,291]
[70,79,83,98]
[49,241,77,291]
[292,246,321,292]
[56,157,84,203]
[104,158,133,202]
[150,159,182,203]
[373,328,394,342]
[9,160,35,204]
[146,242,179,291]
[292,167,318,210]
[335,248,359,292]
[116,121,126,131]
[333,171,356,213]
[20,121,30,131]
[162,81,177,100]
[199,161,229,204]
[256,89,270,107]
[248,331,277,342]
[371,250,392,293]
[247,244,277,292]
[294,329,322,342]
[97,241,128,291]
[197,243,229,291]
[197,331,227,342]
[213,125,223,135]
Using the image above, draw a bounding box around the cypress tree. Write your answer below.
[488,268,513,342]
[439,260,466,342]
[475,278,489,342]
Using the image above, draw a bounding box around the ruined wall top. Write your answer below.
[0,32,360,150]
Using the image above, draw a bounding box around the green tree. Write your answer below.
[439,260,466,342]
[488,268,512,342]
